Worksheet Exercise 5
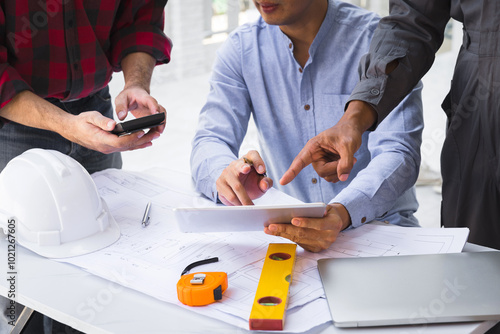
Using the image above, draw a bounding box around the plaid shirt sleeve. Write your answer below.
[110,0,172,72]
[0,6,34,108]
[0,0,172,108]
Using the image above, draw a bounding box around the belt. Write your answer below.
[45,86,109,104]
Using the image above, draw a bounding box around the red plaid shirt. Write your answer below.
[0,0,171,108]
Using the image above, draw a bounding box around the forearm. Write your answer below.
[343,100,378,133]
[120,52,156,93]
[349,0,450,125]
[1,79,156,155]
[338,151,418,222]
[0,91,72,135]
[191,138,238,201]
[191,103,250,200]
[335,86,423,227]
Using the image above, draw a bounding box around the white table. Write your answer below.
[0,241,498,334]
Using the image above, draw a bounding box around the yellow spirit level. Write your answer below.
[249,243,297,330]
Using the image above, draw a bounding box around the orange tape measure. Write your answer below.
[177,257,228,306]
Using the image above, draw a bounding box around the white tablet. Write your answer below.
[173,202,327,232]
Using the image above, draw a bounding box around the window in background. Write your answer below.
[204,0,256,44]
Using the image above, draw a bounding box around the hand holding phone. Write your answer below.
[111,112,166,136]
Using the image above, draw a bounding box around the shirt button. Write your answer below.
[311,178,317,184]
[289,43,292,49]
[361,217,367,224]
[67,19,74,28]
[370,88,380,96]
[304,104,310,111]
[299,68,303,73]
[73,63,79,70]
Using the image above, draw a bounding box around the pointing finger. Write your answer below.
[280,144,314,185]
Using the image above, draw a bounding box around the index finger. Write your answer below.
[132,93,159,115]
[114,94,131,120]
[291,216,336,232]
[279,143,314,185]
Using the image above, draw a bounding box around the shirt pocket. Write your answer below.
[318,93,368,159]
[317,93,351,133]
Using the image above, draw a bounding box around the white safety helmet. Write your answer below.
[0,149,120,258]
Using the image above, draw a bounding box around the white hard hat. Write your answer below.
[0,149,120,258]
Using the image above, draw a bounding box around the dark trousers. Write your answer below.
[0,86,122,174]
[441,31,500,250]
[0,86,120,333]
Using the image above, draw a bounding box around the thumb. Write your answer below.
[337,147,356,182]
[90,112,116,131]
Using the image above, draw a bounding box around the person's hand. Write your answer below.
[64,110,158,154]
[280,101,376,185]
[114,85,167,135]
[217,150,273,206]
[264,204,351,252]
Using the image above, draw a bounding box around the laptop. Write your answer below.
[317,251,500,327]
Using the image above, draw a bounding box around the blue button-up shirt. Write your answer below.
[191,0,423,228]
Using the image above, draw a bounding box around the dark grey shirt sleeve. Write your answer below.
[348,0,451,127]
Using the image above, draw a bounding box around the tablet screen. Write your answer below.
[174,202,327,233]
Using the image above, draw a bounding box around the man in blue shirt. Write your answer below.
[191,0,423,252]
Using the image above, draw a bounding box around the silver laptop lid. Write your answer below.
[318,251,500,327]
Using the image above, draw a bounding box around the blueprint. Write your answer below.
[59,168,469,333]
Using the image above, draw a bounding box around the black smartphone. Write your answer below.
[111,112,166,136]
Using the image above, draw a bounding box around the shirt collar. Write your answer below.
[272,0,337,66]
[309,0,336,58]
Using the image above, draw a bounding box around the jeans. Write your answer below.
[0,86,122,174]
[0,86,121,333]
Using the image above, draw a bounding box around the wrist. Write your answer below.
[121,52,155,94]
[330,203,352,230]
[343,100,377,132]
[42,101,77,142]
[123,82,150,94]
